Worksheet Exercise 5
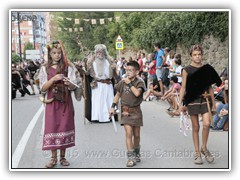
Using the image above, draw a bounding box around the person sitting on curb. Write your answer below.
[143,78,161,101]
[161,76,181,112]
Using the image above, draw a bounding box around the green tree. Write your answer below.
[12,53,21,64]
[52,12,117,61]
[51,11,229,58]
[24,41,34,59]
[119,11,228,52]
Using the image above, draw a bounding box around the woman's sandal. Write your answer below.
[60,157,70,166]
[45,157,57,168]
[126,159,136,167]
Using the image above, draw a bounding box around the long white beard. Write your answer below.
[96,53,104,60]
[95,58,106,77]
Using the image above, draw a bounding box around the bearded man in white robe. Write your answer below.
[85,44,116,122]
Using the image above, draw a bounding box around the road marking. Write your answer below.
[12,104,44,168]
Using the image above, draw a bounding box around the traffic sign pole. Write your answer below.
[116,35,124,60]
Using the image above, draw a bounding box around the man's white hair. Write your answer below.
[94,44,109,57]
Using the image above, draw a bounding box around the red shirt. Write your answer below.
[149,60,156,75]
[138,58,143,71]
[216,84,224,92]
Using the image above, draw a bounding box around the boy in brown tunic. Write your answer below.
[109,61,145,167]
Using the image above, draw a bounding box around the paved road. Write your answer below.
[11,90,229,169]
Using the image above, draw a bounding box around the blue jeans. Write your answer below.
[212,103,229,130]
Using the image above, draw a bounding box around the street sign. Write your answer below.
[26,54,41,60]
[26,50,40,60]
[26,50,40,55]
[116,35,124,50]
[116,42,124,50]
[116,35,123,42]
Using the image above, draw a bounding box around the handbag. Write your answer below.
[52,67,69,103]
[52,82,69,103]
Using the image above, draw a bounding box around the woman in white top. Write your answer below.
[173,55,183,84]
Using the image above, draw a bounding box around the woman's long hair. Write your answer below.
[224,79,229,104]
[224,89,229,104]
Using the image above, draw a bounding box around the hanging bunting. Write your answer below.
[100,19,105,24]
[83,19,90,22]
[58,27,61,31]
[66,18,72,21]
[74,28,78,32]
[69,28,72,32]
[91,19,96,24]
[58,16,63,20]
[75,19,80,24]
[115,16,120,22]
[80,27,83,31]
[64,28,68,30]
[108,17,112,22]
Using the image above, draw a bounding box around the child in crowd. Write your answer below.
[178,44,220,165]
[39,40,81,168]
[143,78,161,101]
[109,61,145,167]
[161,76,181,112]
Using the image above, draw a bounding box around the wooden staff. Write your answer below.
[203,92,215,128]
[82,73,87,125]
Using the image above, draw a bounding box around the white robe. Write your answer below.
[91,60,114,122]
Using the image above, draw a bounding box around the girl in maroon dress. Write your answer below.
[39,40,80,168]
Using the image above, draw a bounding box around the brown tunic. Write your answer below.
[184,65,209,115]
[115,78,145,126]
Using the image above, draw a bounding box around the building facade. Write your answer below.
[11,12,47,61]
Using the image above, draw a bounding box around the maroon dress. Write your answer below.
[42,67,75,150]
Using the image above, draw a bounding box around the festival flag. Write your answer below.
[115,16,120,22]
[91,19,96,24]
[100,19,105,24]
[75,19,80,24]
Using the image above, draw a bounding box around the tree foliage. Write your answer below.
[52,11,229,60]
[51,12,118,61]
[23,41,34,59]
[120,11,229,52]
[12,53,21,64]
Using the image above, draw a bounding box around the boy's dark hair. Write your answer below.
[154,42,161,49]
[174,53,181,60]
[175,59,182,65]
[190,44,203,56]
[171,76,178,83]
[126,61,140,70]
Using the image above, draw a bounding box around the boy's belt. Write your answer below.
[122,105,140,116]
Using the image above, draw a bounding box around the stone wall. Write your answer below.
[176,35,229,75]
